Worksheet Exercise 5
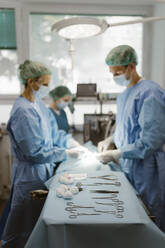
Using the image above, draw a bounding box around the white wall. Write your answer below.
[151,3,165,89]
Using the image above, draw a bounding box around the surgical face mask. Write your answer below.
[33,85,49,99]
[113,74,130,87]
[57,101,69,110]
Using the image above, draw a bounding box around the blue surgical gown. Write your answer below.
[1,96,68,247]
[114,80,165,232]
[49,107,70,133]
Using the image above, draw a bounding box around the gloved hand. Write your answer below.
[98,136,114,153]
[66,146,87,158]
[97,149,121,164]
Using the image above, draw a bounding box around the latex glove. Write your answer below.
[97,149,121,164]
[98,136,114,153]
[66,146,86,158]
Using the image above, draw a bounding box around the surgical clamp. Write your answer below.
[65,202,94,213]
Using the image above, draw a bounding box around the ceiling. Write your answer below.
[15,0,164,6]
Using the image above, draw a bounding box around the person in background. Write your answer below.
[49,86,74,133]
[1,60,83,248]
[97,45,165,232]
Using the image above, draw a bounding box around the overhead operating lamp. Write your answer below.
[51,17,108,39]
[52,16,165,39]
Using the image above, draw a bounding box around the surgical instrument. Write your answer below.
[65,207,77,214]
[65,206,94,214]
[69,212,101,219]
[76,182,121,187]
[95,202,124,212]
[89,174,118,181]
[92,193,118,199]
[66,201,94,209]
[94,209,123,218]
[90,190,119,194]
[92,196,124,204]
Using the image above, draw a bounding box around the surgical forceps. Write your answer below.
[90,190,119,194]
[69,212,101,219]
[95,202,124,212]
[92,195,124,204]
[65,202,94,213]
[89,174,118,181]
[94,209,123,218]
[77,182,121,187]
[92,193,118,199]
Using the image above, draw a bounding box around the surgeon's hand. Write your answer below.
[66,146,87,158]
[98,136,115,153]
[97,149,121,164]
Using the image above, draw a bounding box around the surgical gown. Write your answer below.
[1,95,68,248]
[49,107,70,133]
[114,80,165,232]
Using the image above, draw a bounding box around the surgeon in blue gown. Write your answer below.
[1,60,82,248]
[49,86,73,133]
[97,45,165,232]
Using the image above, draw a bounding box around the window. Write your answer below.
[0,9,20,95]
[30,14,143,94]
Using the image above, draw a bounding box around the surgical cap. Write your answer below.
[19,60,51,85]
[49,86,72,100]
[105,45,138,66]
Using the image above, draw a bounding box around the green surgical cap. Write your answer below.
[19,60,51,85]
[105,45,138,66]
[49,86,72,100]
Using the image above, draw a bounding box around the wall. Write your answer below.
[151,3,165,89]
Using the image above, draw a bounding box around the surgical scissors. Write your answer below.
[69,212,101,219]
[89,174,118,181]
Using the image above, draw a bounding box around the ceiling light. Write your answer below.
[52,16,165,39]
[52,17,109,39]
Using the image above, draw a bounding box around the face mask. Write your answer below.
[33,85,49,99]
[113,74,130,87]
[57,101,69,110]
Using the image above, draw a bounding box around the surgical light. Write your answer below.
[52,16,165,39]
[52,17,109,39]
